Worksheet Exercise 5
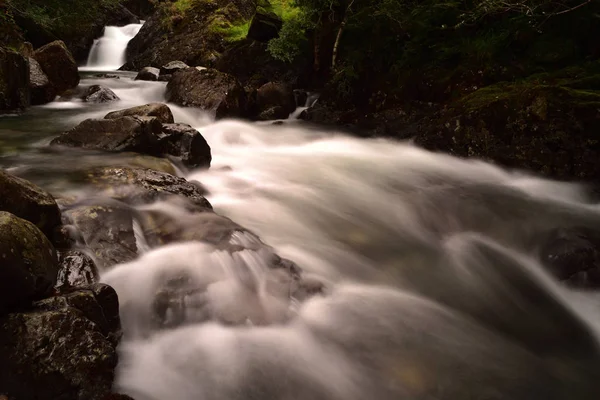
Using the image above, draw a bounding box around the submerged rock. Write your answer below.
[51,116,162,153]
[0,47,30,112]
[160,60,189,76]
[166,68,246,119]
[86,166,212,210]
[0,212,58,314]
[158,123,212,168]
[105,103,175,124]
[0,284,120,400]
[82,85,120,103]
[135,66,160,81]
[0,169,62,237]
[28,57,56,105]
[33,40,80,94]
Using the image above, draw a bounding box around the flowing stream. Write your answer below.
[1,25,600,400]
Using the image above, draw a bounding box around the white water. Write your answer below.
[82,23,143,71]
[14,40,600,398]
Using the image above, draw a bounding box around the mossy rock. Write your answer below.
[0,46,30,112]
[0,212,58,314]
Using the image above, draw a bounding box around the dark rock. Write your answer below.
[160,60,189,76]
[33,40,80,94]
[56,250,99,290]
[0,286,120,400]
[166,68,246,119]
[64,204,138,269]
[28,57,56,105]
[0,212,58,314]
[82,85,120,103]
[94,73,121,79]
[19,42,35,58]
[540,228,600,289]
[258,106,289,120]
[158,73,172,82]
[51,116,162,154]
[256,82,297,116]
[105,103,174,124]
[86,167,212,210]
[0,47,30,113]
[247,9,282,42]
[294,89,308,107]
[159,123,212,168]
[122,0,256,71]
[135,66,160,81]
[123,0,157,19]
[0,169,62,237]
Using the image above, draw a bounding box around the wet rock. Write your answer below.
[56,250,99,290]
[256,82,296,117]
[540,228,600,289]
[86,167,212,210]
[28,57,56,105]
[0,285,120,400]
[159,123,212,168]
[158,74,172,82]
[105,103,174,124]
[51,116,162,154]
[0,170,62,237]
[247,8,282,42]
[257,106,289,121]
[94,73,121,79]
[82,85,120,103]
[33,40,80,94]
[160,60,189,76]
[166,68,246,119]
[0,212,58,314]
[0,47,30,112]
[65,204,138,269]
[135,66,160,81]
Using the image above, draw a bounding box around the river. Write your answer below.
[1,24,600,400]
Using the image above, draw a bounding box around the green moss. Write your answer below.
[209,18,251,42]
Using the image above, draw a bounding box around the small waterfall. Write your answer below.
[82,23,143,71]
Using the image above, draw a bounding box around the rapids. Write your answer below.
[1,24,599,399]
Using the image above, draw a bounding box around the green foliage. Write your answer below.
[210,19,251,42]
[268,9,311,62]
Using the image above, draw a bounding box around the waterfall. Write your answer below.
[82,23,143,71]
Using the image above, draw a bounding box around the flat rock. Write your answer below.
[160,60,189,76]
[105,103,174,124]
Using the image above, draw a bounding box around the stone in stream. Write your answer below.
[0,284,121,400]
[0,47,30,112]
[82,85,120,103]
[256,81,296,117]
[56,250,99,290]
[0,169,62,237]
[0,212,58,315]
[51,116,163,153]
[105,102,174,124]
[158,123,212,168]
[166,68,247,119]
[33,40,80,94]
[135,66,160,81]
[160,60,189,76]
[86,166,212,210]
[28,57,56,105]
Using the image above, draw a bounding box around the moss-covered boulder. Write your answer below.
[0,47,30,113]
[415,75,600,181]
[0,284,120,400]
[166,67,247,118]
[0,170,62,237]
[0,212,58,314]
[33,40,80,94]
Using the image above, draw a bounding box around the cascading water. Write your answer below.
[82,23,143,71]
[1,44,600,399]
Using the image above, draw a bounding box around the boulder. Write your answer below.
[135,66,160,81]
[56,250,99,290]
[51,116,162,154]
[160,60,189,76]
[158,123,212,168]
[64,204,138,269]
[28,57,56,105]
[0,47,30,112]
[86,167,212,210]
[33,40,80,94]
[0,170,62,237]
[247,9,282,42]
[82,85,119,103]
[256,81,296,117]
[166,68,246,119]
[0,212,58,314]
[105,103,174,124]
[257,106,289,120]
[0,284,120,400]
